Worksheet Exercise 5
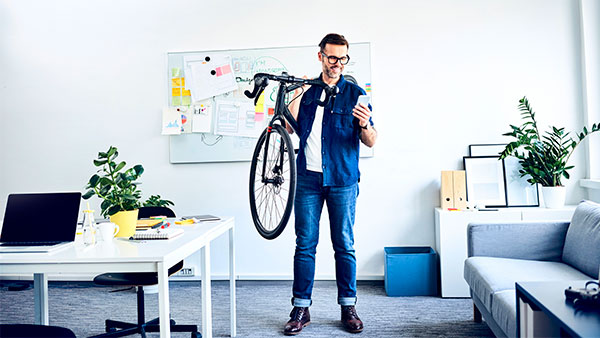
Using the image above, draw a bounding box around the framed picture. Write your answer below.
[468,143,539,207]
[503,157,539,207]
[463,156,507,207]
[469,144,507,157]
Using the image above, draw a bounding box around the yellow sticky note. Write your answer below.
[171,77,185,87]
[255,92,265,113]
[182,96,191,106]
[172,96,182,105]
[182,89,191,96]
[172,87,181,96]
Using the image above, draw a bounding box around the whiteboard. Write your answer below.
[168,43,373,163]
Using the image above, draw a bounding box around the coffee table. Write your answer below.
[516,280,600,337]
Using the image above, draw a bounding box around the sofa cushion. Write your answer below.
[562,200,600,278]
[491,290,517,338]
[464,257,591,310]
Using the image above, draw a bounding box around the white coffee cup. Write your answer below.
[99,222,120,242]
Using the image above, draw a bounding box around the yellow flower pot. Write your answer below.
[110,209,139,238]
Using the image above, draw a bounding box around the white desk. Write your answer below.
[0,217,236,338]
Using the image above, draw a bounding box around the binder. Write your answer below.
[441,171,454,209]
[440,170,467,209]
[452,170,467,209]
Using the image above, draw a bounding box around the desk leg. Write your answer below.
[229,226,236,337]
[201,243,213,338]
[157,262,171,338]
[33,273,48,325]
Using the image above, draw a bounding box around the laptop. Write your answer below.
[0,192,81,253]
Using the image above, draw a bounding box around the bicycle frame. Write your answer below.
[244,72,337,184]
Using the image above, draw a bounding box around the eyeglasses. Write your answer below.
[320,52,350,65]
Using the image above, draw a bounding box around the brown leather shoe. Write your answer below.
[284,307,310,335]
[341,305,363,333]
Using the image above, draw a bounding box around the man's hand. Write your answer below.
[353,103,371,128]
[353,102,377,147]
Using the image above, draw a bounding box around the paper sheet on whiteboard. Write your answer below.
[214,99,263,138]
[183,54,238,101]
[191,100,213,133]
[162,107,182,135]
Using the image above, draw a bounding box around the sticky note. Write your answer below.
[171,68,182,77]
[255,112,264,122]
[182,96,191,106]
[172,88,181,96]
[268,108,275,116]
[182,89,191,96]
[172,96,182,106]
[255,92,265,113]
[171,77,185,87]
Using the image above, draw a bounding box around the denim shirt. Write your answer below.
[296,74,373,187]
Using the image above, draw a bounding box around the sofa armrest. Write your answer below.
[467,221,570,261]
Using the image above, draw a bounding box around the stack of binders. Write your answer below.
[440,170,467,210]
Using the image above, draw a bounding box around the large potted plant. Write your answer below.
[82,146,145,237]
[500,97,599,208]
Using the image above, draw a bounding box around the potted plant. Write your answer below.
[82,146,144,237]
[500,96,599,208]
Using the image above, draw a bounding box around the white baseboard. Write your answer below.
[1,273,384,282]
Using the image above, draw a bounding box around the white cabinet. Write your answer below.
[434,206,576,298]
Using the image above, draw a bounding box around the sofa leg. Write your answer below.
[473,303,482,323]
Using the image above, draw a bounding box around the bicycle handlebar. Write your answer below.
[244,72,338,106]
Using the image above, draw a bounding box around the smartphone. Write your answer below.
[356,94,370,107]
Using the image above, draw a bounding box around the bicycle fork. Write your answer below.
[260,127,286,187]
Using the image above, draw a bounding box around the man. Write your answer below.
[284,33,377,335]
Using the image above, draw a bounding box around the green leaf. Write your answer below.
[107,205,121,216]
[93,159,107,166]
[107,146,117,158]
[115,161,126,172]
[133,165,144,176]
[88,174,100,187]
[82,189,95,199]
[99,177,112,187]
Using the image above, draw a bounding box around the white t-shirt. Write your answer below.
[305,91,327,172]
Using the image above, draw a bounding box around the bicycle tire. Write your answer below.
[249,124,296,240]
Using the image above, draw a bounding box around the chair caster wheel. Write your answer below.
[191,332,202,338]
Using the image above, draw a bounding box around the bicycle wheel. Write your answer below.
[249,124,296,239]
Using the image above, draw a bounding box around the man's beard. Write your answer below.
[324,65,341,79]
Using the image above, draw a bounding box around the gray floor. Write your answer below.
[0,280,493,337]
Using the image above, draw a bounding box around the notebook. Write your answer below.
[0,192,81,253]
[131,227,184,240]
[181,214,220,222]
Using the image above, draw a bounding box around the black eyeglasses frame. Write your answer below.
[320,52,350,65]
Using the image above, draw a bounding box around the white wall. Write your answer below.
[0,0,590,279]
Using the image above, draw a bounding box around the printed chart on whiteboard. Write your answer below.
[166,43,373,163]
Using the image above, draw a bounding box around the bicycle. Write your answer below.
[244,72,338,239]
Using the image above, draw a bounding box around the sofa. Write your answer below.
[463,200,600,337]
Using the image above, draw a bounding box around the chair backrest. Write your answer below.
[0,324,76,338]
[137,206,176,219]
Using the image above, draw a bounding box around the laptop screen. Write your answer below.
[1,192,81,243]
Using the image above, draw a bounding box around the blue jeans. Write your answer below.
[292,170,358,307]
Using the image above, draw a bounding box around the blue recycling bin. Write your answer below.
[384,246,438,296]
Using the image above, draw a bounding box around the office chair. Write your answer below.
[92,206,200,338]
[0,324,76,338]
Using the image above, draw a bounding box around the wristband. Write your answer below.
[360,124,369,130]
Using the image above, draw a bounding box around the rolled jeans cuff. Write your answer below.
[292,297,312,308]
[338,297,357,306]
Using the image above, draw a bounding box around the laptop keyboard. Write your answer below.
[0,241,63,247]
